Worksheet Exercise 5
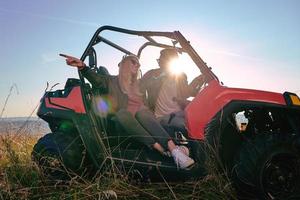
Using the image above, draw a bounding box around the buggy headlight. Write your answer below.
[290,94,300,106]
[284,92,300,106]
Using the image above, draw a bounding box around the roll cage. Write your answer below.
[78,25,219,83]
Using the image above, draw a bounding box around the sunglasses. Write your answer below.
[129,58,140,67]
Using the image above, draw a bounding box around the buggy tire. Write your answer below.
[233,133,300,199]
[32,132,85,180]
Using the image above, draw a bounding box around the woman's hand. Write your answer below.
[59,54,86,70]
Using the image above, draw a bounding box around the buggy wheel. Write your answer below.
[32,132,86,180]
[234,133,300,199]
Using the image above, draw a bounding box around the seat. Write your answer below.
[92,66,110,94]
[97,66,110,76]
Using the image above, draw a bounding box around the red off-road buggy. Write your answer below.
[32,26,300,199]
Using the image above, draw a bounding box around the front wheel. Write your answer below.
[32,132,86,180]
[233,133,300,199]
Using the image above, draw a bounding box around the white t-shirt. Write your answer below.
[154,78,181,118]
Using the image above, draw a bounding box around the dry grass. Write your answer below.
[0,85,237,199]
[0,128,237,200]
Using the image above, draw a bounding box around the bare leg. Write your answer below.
[153,142,165,154]
[167,140,176,152]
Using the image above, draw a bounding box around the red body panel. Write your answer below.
[185,80,286,140]
[45,86,86,114]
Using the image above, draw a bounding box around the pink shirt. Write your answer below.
[127,89,144,115]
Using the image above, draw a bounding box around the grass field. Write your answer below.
[0,118,237,200]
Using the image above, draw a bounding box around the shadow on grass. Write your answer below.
[0,133,237,200]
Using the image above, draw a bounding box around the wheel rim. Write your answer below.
[260,153,299,198]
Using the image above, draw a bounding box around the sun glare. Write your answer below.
[169,54,198,78]
[168,58,182,75]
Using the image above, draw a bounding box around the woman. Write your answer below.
[60,53,194,169]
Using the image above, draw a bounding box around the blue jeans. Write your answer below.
[116,109,172,150]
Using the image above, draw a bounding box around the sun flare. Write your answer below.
[168,54,197,77]
[168,58,183,75]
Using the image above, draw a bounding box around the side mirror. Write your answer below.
[88,47,97,70]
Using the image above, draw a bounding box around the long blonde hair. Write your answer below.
[118,55,141,96]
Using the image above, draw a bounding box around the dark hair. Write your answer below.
[160,48,178,59]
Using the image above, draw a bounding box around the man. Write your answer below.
[141,48,205,133]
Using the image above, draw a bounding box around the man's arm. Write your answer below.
[188,74,205,97]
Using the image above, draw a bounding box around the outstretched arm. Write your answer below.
[59,54,86,70]
[60,53,108,89]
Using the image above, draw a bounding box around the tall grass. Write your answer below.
[0,132,237,199]
[0,86,237,200]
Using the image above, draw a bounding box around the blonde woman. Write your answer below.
[60,53,194,169]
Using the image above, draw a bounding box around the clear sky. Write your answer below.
[0,0,299,117]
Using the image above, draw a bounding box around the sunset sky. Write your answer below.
[0,0,299,117]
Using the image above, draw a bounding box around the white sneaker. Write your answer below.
[178,145,190,156]
[171,147,195,169]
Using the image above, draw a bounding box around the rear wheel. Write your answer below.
[32,132,86,180]
[234,133,300,199]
